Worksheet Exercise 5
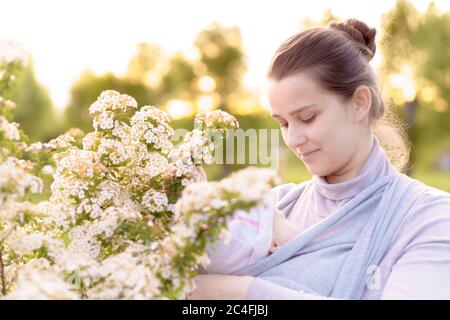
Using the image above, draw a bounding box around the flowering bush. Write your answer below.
[0,42,280,299]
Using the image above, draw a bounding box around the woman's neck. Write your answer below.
[324,135,375,184]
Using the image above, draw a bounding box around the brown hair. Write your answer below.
[268,18,410,173]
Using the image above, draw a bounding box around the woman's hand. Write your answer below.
[188,274,254,300]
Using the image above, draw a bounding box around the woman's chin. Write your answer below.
[304,163,329,177]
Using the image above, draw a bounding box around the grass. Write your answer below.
[412,169,450,193]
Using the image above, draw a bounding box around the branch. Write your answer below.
[0,247,6,295]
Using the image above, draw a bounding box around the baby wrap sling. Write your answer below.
[234,172,432,299]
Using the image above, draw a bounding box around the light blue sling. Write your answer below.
[235,173,425,299]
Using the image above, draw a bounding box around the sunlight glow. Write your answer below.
[1,0,448,111]
[197,76,216,93]
[167,99,194,119]
[389,65,417,103]
[196,94,219,112]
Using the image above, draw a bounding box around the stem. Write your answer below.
[0,224,17,296]
[0,246,7,295]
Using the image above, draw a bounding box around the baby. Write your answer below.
[270,209,301,253]
[198,205,301,275]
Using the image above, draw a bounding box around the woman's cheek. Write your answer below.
[308,121,328,145]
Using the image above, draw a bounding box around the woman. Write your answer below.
[189,18,450,300]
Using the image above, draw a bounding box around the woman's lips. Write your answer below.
[300,149,319,161]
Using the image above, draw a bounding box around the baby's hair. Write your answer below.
[268,18,410,173]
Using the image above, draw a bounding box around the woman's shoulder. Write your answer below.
[393,175,450,250]
[270,179,312,207]
[401,174,450,209]
[413,182,450,219]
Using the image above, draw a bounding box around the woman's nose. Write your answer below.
[286,126,306,149]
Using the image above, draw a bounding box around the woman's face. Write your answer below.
[268,72,370,178]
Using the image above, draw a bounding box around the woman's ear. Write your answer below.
[351,85,372,123]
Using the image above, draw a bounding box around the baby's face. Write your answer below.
[271,210,300,252]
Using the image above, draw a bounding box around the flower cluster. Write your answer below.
[1,39,28,98]
[0,97,28,161]
[0,115,20,141]
[0,61,48,277]
[0,39,28,66]
[152,166,281,298]
[167,110,239,187]
[0,157,43,207]
[1,83,280,299]
[195,109,239,130]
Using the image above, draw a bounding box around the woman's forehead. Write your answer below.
[268,74,325,111]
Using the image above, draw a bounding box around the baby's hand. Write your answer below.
[270,210,300,253]
[196,166,207,182]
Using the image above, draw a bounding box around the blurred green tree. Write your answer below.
[300,8,340,28]
[125,42,163,84]
[194,22,247,113]
[158,52,197,104]
[64,23,248,135]
[7,59,59,142]
[380,0,450,172]
[64,70,156,133]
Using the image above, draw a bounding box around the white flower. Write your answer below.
[197,254,211,267]
[130,105,174,153]
[131,105,171,127]
[82,248,161,299]
[46,133,75,149]
[0,116,21,141]
[89,90,137,115]
[40,165,54,175]
[82,132,102,151]
[142,188,168,213]
[98,139,128,165]
[195,109,239,129]
[175,181,222,215]
[0,157,43,207]
[220,167,281,202]
[7,267,78,300]
[137,152,168,178]
[0,39,28,66]
[68,225,101,259]
[4,229,46,256]
[112,123,131,143]
[93,111,115,131]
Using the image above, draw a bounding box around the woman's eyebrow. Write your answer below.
[288,104,317,116]
[271,104,317,118]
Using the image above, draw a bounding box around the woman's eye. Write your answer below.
[302,115,316,123]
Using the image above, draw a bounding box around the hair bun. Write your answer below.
[329,18,377,61]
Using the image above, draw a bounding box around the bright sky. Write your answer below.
[1,0,448,111]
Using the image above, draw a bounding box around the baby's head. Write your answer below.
[266,18,410,179]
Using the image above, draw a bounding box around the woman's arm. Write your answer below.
[189,274,340,300]
[380,248,450,299]
[380,213,450,298]
[246,277,339,300]
[189,275,254,299]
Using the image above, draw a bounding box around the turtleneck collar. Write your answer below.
[312,136,398,201]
